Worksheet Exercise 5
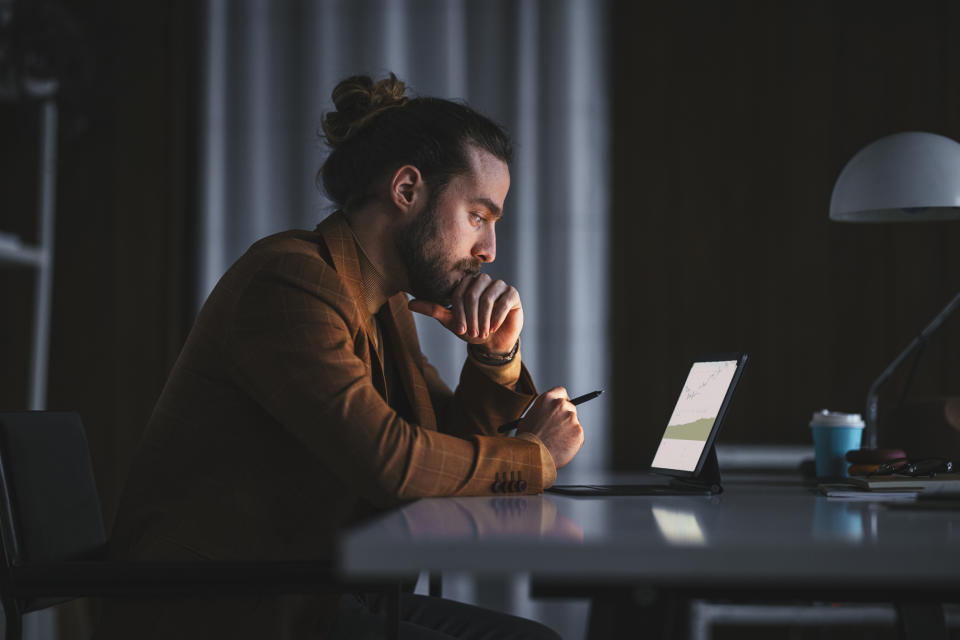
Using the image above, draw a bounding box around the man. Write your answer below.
[96,73,584,639]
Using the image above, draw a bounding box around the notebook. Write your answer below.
[548,353,748,496]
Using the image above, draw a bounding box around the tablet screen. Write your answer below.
[650,359,740,472]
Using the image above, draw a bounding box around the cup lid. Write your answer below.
[809,409,865,428]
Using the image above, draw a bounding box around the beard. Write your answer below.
[394,195,481,304]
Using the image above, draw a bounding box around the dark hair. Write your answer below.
[319,73,513,210]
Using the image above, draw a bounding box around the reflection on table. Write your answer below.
[389,494,584,541]
[339,473,960,588]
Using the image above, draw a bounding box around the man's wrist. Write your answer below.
[468,337,520,366]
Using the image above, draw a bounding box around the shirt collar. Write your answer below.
[348,224,393,315]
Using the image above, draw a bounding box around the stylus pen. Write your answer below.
[497,390,603,433]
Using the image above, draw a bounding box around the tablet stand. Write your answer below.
[546,444,724,497]
[668,446,723,494]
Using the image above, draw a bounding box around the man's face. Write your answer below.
[395,147,509,303]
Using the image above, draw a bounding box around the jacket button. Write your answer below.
[491,472,503,493]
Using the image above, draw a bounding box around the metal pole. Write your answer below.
[864,290,960,448]
[29,99,57,411]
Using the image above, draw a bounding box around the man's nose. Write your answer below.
[473,229,496,263]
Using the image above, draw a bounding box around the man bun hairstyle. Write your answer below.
[319,73,513,210]
[321,74,408,149]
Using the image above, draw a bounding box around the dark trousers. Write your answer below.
[330,592,561,640]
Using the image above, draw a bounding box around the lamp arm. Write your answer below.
[864,289,960,449]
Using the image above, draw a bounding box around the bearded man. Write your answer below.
[96,73,584,640]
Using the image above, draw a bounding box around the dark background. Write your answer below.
[4,0,960,531]
[610,0,960,468]
[4,0,960,519]
[2,1,960,637]
[1,0,195,526]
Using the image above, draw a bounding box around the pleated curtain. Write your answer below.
[197,3,609,635]
[198,0,610,478]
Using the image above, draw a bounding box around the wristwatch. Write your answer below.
[468,337,520,366]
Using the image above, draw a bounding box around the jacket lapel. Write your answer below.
[315,212,386,395]
[382,295,437,431]
[315,212,434,428]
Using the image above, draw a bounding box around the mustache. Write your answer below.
[454,259,482,275]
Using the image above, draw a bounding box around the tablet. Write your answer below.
[547,353,747,496]
[650,353,748,478]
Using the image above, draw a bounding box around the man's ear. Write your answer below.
[390,165,425,213]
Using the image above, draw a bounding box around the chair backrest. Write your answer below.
[0,412,106,568]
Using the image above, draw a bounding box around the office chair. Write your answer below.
[0,411,400,640]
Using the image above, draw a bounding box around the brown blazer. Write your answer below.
[96,212,545,639]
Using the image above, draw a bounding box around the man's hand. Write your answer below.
[517,387,584,469]
[408,273,523,355]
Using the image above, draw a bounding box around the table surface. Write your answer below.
[338,472,960,590]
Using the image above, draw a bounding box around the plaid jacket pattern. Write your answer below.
[96,212,543,640]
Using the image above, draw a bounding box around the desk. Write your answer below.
[338,473,960,638]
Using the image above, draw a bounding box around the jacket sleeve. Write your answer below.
[223,252,547,507]
[420,349,538,440]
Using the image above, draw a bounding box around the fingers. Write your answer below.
[488,285,519,336]
[546,386,579,429]
[462,274,488,339]
[415,272,522,343]
[545,386,570,401]
[475,278,509,339]
[523,386,584,469]
[538,387,576,418]
[458,274,517,340]
[408,299,454,330]
[449,274,474,336]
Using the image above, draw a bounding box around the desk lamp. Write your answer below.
[830,131,960,449]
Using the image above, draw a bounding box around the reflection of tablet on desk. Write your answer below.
[548,353,748,496]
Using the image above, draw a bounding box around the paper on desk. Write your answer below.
[818,483,919,501]
[846,473,960,493]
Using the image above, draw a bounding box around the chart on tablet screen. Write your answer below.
[651,360,738,471]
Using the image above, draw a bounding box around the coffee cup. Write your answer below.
[810,410,864,478]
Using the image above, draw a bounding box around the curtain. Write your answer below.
[198,1,608,636]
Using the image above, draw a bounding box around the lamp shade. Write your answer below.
[829,132,960,222]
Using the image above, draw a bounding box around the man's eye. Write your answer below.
[471,213,486,226]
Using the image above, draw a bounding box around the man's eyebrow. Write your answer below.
[470,197,502,219]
